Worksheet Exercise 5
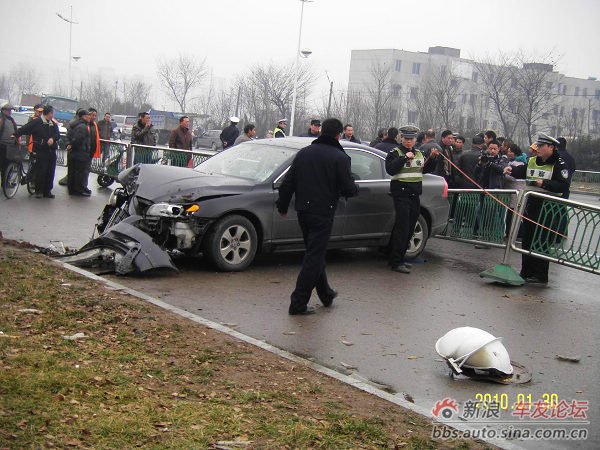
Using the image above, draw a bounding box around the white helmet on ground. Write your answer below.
[435,326,513,376]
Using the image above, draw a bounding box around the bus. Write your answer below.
[41,95,79,124]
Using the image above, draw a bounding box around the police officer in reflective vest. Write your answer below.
[385,125,424,273]
[504,133,570,283]
[274,119,287,138]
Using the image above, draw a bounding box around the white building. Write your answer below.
[348,46,600,142]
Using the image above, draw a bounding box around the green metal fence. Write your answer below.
[511,191,600,274]
[434,190,519,248]
[571,170,600,194]
[129,144,213,168]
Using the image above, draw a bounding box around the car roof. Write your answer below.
[258,136,387,158]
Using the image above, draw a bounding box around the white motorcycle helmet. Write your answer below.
[435,327,513,376]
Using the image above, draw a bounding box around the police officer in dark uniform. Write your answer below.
[276,118,358,315]
[220,116,240,149]
[385,125,424,273]
[504,133,570,283]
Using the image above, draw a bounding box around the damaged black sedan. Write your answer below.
[67,138,449,274]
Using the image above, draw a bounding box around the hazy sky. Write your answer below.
[2,0,599,110]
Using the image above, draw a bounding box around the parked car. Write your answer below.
[71,138,449,274]
[12,111,31,127]
[194,129,223,151]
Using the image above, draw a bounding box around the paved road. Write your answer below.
[1,167,598,448]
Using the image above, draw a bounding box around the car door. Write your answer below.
[271,166,346,243]
[342,148,395,241]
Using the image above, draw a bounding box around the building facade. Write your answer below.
[348,46,600,143]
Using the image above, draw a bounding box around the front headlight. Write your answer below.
[145,203,200,218]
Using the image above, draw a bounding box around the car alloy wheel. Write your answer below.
[206,215,258,271]
[406,214,429,259]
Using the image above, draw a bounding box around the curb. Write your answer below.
[57,260,525,450]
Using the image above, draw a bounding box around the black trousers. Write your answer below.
[67,156,89,194]
[389,195,420,267]
[520,201,549,281]
[34,150,57,195]
[290,212,336,312]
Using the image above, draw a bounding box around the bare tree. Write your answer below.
[513,53,559,143]
[123,79,152,111]
[363,59,393,138]
[473,53,521,138]
[424,65,463,130]
[9,62,41,101]
[157,54,208,113]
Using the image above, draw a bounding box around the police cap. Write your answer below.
[229,116,240,123]
[399,125,420,138]
[310,119,321,126]
[535,133,559,147]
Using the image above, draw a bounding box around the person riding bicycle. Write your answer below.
[15,105,60,198]
[0,103,20,188]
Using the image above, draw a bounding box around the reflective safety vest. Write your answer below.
[274,126,286,138]
[391,147,424,182]
[525,156,562,196]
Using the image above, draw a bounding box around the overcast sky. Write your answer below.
[2,0,599,110]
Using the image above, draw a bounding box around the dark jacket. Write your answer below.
[341,134,359,143]
[558,148,576,191]
[168,126,192,150]
[510,151,570,197]
[15,116,60,153]
[131,121,157,146]
[220,124,240,148]
[474,153,507,189]
[276,135,358,216]
[374,137,400,154]
[0,114,17,145]
[66,119,91,162]
[457,149,481,188]
[97,119,113,140]
[300,129,319,138]
[385,143,423,197]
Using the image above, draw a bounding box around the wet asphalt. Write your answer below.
[1,165,598,449]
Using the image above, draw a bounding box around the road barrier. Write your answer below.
[571,170,600,194]
[434,190,520,248]
[509,191,600,275]
[56,139,215,178]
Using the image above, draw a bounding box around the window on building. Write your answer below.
[412,62,421,75]
[410,87,418,99]
[459,116,465,129]
[560,106,565,116]
[470,94,477,107]
[472,71,479,83]
[572,108,578,118]
[408,110,418,123]
[450,101,457,110]
[395,59,402,72]
[450,78,458,88]
[462,94,467,104]
[553,105,559,115]
[583,88,588,97]
[484,98,490,109]
[546,81,553,89]
[390,109,397,121]
[440,65,446,75]
[575,87,580,96]
[392,84,401,97]
[596,89,600,100]
[467,116,475,129]
[592,110,600,121]
[542,112,549,119]
[562,85,567,95]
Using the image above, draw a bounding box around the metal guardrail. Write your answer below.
[434,189,519,248]
[510,191,600,275]
[55,139,215,178]
[571,170,600,194]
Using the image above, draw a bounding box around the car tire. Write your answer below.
[211,142,217,151]
[205,215,258,272]
[405,214,429,259]
[97,174,114,188]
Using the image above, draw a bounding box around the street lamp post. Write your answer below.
[56,6,78,98]
[289,0,313,137]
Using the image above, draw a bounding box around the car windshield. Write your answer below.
[12,113,30,126]
[44,97,78,113]
[195,143,296,182]
[125,116,137,125]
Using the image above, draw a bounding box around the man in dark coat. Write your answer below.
[66,109,92,196]
[504,133,570,283]
[374,127,399,153]
[556,137,576,198]
[168,116,193,167]
[220,116,240,149]
[276,118,358,315]
[300,119,321,138]
[0,103,19,187]
[15,105,60,198]
[131,112,157,164]
[457,135,485,188]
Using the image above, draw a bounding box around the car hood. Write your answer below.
[132,164,255,203]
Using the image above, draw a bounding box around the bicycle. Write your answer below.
[2,143,36,199]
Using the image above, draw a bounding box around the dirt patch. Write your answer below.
[0,239,491,449]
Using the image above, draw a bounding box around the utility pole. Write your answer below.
[114,80,118,106]
[56,6,78,98]
[235,85,242,117]
[325,71,333,118]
